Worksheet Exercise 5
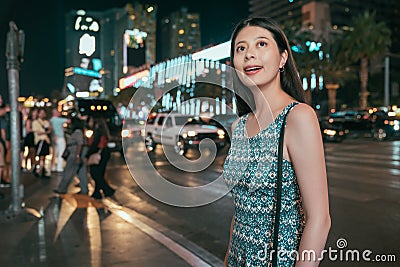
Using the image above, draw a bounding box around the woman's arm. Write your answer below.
[286,104,331,267]
[223,119,240,267]
[0,128,5,142]
[26,120,32,133]
[32,120,50,136]
[224,215,234,267]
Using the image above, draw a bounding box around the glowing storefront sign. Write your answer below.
[79,33,96,56]
[192,41,231,61]
[76,92,90,98]
[74,10,100,32]
[73,67,101,78]
[119,69,150,89]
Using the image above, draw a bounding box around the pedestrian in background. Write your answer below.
[20,104,27,170]
[24,108,38,171]
[75,116,90,195]
[32,108,52,178]
[0,112,7,185]
[50,107,68,173]
[0,95,9,117]
[0,95,10,185]
[223,17,330,266]
[54,117,84,194]
[84,116,114,199]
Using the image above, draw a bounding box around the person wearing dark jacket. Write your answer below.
[54,117,83,194]
[84,117,114,199]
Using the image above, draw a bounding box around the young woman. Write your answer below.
[223,17,331,266]
[24,108,38,171]
[84,117,114,199]
[32,109,52,178]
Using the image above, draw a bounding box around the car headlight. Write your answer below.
[324,129,336,136]
[217,129,225,135]
[85,129,94,138]
[187,130,197,137]
[121,129,130,138]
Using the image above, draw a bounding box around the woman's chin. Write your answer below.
[238,75,259,88]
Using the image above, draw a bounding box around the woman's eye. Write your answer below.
[236,46,246,52]
[258,41,267,47]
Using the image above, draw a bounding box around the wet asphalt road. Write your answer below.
[108,137,400,266]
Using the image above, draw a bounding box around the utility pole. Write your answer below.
[384,56,390,107]
[385,53,400,107]
[6,21,24,214]
[2,21,41,220]
[5,21,41,220]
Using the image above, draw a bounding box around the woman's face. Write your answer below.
[38,109,46,119]
[233,26,287,90]
[32,109,38,119]
[88,117,94,128]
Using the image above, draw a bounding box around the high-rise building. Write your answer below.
[249,0,398,48]
[160,7,201,61]
[64,3,157,97]
[64,9,104,97]
[101,3,157,93]
[249,0,304,24]
[249,0,400,106]
[125,2,157,65]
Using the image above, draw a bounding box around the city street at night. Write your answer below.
[0,137,399,266]
[1,0,399,266]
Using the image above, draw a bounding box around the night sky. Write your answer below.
[0,0,248,101]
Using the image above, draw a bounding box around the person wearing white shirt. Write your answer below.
[50,108,68,173]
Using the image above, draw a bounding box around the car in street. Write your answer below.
[371,113,400,141]
[64,99,124,154]
[144,113,227,155]
[122,118,145,139]
[326,109,373,138]
[319,119,347,142]
[210,113,239,143]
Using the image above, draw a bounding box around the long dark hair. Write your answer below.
[230,17,305,116]
[94,117,111,140]
[28,108,38,121]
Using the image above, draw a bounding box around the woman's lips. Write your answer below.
[244,66,263,75]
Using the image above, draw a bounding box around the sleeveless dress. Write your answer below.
[223,102,305,266]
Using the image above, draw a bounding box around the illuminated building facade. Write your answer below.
[160,7,201,61]
[64,9,104,98]
[249,0,400,109]
[249,0,399,50]
[64,3,157,98]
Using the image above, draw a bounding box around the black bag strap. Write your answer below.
[272,103,296,266]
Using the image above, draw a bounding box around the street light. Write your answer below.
[384,53,400,107]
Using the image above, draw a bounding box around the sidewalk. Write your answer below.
[0,171,222,267]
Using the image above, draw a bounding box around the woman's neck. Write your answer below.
[252,84,289,118]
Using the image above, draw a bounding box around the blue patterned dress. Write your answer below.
[223,102,305,266]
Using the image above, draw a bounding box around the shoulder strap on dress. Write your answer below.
[272,102,297,266]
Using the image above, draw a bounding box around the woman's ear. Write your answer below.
[280,50,288,68]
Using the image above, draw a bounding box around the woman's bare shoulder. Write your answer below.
[288,103,318,125]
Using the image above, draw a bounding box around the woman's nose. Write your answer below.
[245,48,256,60]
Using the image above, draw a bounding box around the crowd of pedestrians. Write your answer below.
[0,93,115,200]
